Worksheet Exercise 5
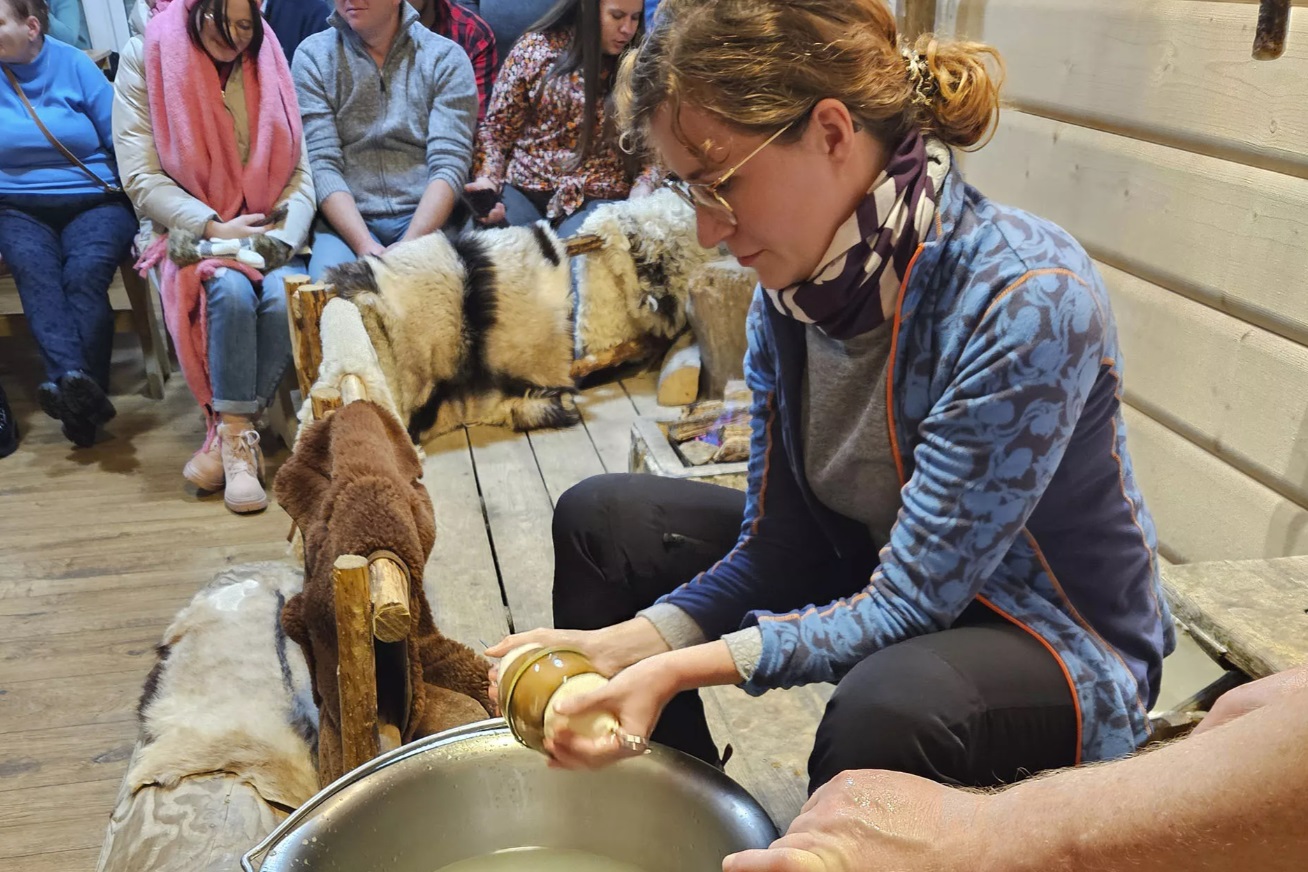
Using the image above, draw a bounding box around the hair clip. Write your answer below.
[901,46,940,107]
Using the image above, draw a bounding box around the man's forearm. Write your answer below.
[979,685,1308,871]
[402,179,458,241]
[320,191,374,254]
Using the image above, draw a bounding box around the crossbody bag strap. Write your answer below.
[3,65,122,195]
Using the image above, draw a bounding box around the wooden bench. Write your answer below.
[1163,558,1308,680]
[0,258,172,399]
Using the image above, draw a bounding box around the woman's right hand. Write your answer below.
[484,619,672,712]
[205,214,270,239]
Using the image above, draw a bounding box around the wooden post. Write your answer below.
[687,259,756,398]
[283,274,312,398]
[295,284,336,395]
[333,555,379,772]
[368,557,412,643]
[310,387,342,420]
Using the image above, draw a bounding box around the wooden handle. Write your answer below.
[1253,0,1291,60]
[368,557,412,643]
[333,555,379,772]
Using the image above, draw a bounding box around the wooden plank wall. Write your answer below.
[937,0,1308,563]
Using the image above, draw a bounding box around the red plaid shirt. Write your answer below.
[435,1,498,122]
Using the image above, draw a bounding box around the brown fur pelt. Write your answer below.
[130,561,319,809]
[324,224,579,445]
[273,400,492,786]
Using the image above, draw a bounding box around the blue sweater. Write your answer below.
[0,37,120,196]
[658,161,1176,765]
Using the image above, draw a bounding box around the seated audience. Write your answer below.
[262,0,331,64]
[406,0,497,122]
[294,0,477,276]
[467,0,654,236]
[114,0,314,513]
[47,0,88,48]
[0,0,137,448]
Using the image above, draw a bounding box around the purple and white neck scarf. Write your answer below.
[765,129,950,339]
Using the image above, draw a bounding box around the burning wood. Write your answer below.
[669,381,753,466]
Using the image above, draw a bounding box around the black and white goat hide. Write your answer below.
[130,561,318,808]
[325,224,579,444]
[573,188,718,358]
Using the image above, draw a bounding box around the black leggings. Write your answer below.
[552,474,1080,792]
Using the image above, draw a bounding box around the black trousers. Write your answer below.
[553,474,1079,792]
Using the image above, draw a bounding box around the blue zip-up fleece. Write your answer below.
[658,163,1176,764]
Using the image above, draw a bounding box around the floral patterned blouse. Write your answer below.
[475,30,657,220]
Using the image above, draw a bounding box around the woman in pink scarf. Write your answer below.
[112,0,314,514]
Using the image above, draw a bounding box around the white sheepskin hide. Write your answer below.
[325,224,580,444]
[573,188,717,358]
[295,297,406,445]
[128,561,319,809]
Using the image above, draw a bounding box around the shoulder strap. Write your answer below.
[3,65,122,195]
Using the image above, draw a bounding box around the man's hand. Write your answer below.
[354,238,386,258]
[1193,665,1308,736]
[722,771,985,872]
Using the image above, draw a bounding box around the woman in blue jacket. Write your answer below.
[0,0,137,447]
[488,0,1174,791]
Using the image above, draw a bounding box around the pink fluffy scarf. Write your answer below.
[135,0,302,439]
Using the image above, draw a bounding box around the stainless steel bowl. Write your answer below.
[244,719,777,872]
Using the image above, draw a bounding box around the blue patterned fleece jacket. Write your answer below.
[657,163,1176,764]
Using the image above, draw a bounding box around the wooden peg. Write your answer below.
[310,387,342,420]
[368,556,412,643]
[283,274,312,398]
[340,373,368,405]
[333,555,379,772]
[294,284,337,394]
[1253,0,1291,60]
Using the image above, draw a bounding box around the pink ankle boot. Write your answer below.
[218,424,267,514]
[183,435,225,491]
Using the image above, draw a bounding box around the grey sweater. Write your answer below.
[640,321,900,682]
[291,6,477,220]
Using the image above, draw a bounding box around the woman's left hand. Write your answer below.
[543,656,679,771]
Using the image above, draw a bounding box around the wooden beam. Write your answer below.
[332,555,378,772]
[368,557,412,643]
[282,274,312,398]
[656,332,701,406]
[570,336,663,380]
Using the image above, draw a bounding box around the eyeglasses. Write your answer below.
[663,120,795,227]
[203,11,255,36]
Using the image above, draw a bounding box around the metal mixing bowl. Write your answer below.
[243,719,777,872]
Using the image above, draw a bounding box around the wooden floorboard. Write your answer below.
[421,428,510,649]
[467,427,557,634]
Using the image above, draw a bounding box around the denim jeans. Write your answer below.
[0,192,138,387]
[204,258,305,415]
[499,185,622,237]
[307,214,413,280]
